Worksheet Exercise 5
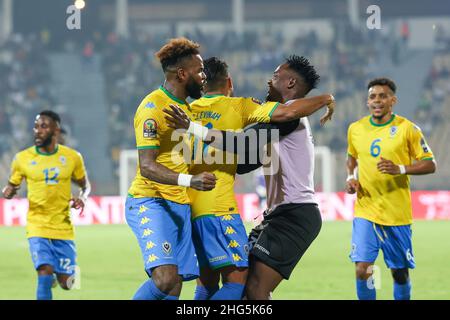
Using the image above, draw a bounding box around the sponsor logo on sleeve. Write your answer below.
[420,138,430,153]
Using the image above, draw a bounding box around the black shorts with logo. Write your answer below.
[248,203,322,280]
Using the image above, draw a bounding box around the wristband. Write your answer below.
[187,121,209,141]
[346,174,355,182]
[178,173,193,187]
[399,165,406,174]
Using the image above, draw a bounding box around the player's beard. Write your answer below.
[266,87,283,103]
[35,133,54,148]
[186,76,203,99]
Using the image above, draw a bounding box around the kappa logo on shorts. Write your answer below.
[232,253,243,262]
[142,228,153,238]
[162,241,172,255]
[222,215,234,221]
[146,241,156,250]
[143,119,157,139]
[147,254,159,263]
[140,217,151,225]
[225,226,236,235]
[138,205,149,214]
[227,240,240,248]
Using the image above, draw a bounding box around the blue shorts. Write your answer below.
[28,237,77,275]
[192,214,249,270]
[125,197,199,281]
[350,217,415,269]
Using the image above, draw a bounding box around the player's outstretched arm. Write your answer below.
[164,104,225,147]
[345,154,360,194]
[139,149,216,191]
[270,94,335,124]
[2,182,20,199]
[377,157,436,175]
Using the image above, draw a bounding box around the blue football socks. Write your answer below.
[356,278,376,300]
[394,281,411,300]
[37,275,53,300]
[194,285,219,300]
[210,282,245,300]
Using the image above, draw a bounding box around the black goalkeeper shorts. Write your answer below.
[248,203,322,280]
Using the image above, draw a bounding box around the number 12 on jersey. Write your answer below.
[43,167,60,185]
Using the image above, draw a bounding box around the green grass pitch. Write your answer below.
[0,221,449,300]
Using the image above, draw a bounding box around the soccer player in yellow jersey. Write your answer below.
[164,56,335,300]
[346,78,436,300]
[2,110,89,300]
[125,38,216,300]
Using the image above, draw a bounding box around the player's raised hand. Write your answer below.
[2,184,19,199]
[190,172,217,191]
[320,94,335,126]
[345,178,360,194]
[377,157,400,175]
[164,104,191,130]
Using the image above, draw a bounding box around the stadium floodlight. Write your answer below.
[74,0,86,10]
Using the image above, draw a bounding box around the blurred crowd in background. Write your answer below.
[1,21,450,192]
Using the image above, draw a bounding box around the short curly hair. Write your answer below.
[367,77,396,93]
[155,37,201,72]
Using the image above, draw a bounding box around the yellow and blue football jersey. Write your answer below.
[347,114,434,225]
[9,145,86,239]
[128,86,194,204]
[188,94,279,218]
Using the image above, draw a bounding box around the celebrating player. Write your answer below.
[125,37,216,300]
[243,56,329,300]
[2,110,89,300]
[346,78,436,300]
[163,55,334,300]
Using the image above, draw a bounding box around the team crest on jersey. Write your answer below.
[162,241,172,255]
[389,126,398,137]
[244,244,250,256]
[30,160,37,166]
[143,119,157,138]
[59,156,67,166]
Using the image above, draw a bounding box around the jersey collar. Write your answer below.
[35,145,59,156]
[159,86,187,105]
[370,114,396,127]
[203,94,225,98]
